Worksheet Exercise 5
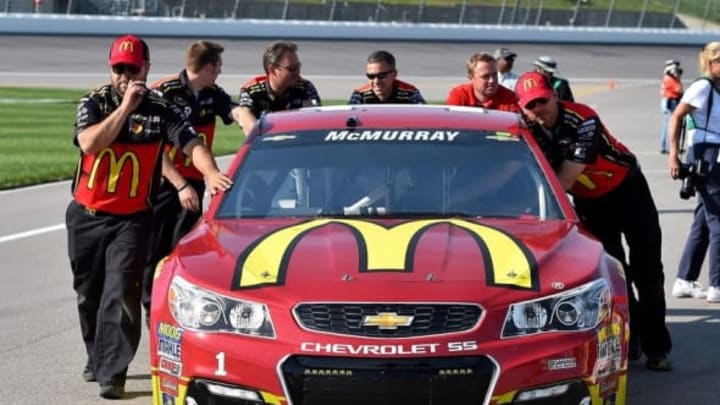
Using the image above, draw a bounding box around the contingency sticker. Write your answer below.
[157,323,184,361]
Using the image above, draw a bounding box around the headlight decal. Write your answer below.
[232,218,538,291]
[501,279,611,338]
[168,276,276,337]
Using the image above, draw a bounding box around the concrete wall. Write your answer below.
[1,13,716,46]
[54,0,683,29]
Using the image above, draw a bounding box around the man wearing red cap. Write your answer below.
[446,52,520,112]
[516,71,672,372]
[66,34,232,399]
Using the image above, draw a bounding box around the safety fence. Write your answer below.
[4,0,720,29]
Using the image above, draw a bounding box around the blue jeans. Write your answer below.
[660,98,678,152]
[677,201,708,281]
[690,143,720,287]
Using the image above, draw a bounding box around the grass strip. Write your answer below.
[0,87,346,189]
[0,87,249,189]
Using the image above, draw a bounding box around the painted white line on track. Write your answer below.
[666,315,714,323]
[0,180,71,195]
[0,223,65,244]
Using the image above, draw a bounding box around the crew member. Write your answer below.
[66,34,232,399]
[348,50,426,104]
[516,71,672,372]
[446,52,520,112]
[237,40,321,134]
[143,40,243,320]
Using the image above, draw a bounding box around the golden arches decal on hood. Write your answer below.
[232,219,538,291]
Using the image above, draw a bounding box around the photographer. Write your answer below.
[668,41,720,303]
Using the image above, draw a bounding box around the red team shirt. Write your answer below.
[446,83,520,113]
[152,70,238,181]
[548,101,636,199]
[72,85,198,214]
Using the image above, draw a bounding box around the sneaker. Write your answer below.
[671,278,707,298]
[707,286,720,303]
[82,365,96,382]
[99,383,124,399]
[646,355,672,371]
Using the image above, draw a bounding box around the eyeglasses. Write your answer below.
[526,98,549,109]
[366,69,395,80]
[277,63,301,73]
[111,64,141,76]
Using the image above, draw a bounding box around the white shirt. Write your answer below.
[682,78,720,145]
[498,71,519,92]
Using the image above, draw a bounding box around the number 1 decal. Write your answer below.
[215,352,227,376]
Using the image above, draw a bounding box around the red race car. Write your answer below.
[150,105,629,405]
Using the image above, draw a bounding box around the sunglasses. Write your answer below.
[111,64,141,76]
[366,69,395,80]
[277,63,301,73]
[526,98,549,109]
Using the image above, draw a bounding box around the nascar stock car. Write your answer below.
[150,104,629,405]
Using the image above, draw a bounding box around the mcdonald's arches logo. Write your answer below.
[168,131,207,167]
[232,219,538,291]
[88,147,140,197]
[118,40,135,53]
[522,77,539,91]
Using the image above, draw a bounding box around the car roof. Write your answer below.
[250,104,526,139]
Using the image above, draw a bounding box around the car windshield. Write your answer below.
[217,128,563,219]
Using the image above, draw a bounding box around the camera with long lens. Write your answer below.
[678,159,709,199]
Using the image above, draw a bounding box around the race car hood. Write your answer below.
[170,217,604,305]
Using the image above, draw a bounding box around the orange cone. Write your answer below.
[609,80,616,89]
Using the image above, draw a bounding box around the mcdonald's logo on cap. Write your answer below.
[118,40,134,53]
[109,34,146,68]
[522,76,539,92]
[516,72,554,109]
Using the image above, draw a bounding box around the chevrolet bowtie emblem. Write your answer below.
[362,312,414,330]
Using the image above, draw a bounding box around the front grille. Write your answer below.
[294,303,482,337]
[281,355,496,405]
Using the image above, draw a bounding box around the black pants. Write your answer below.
[66,201,151,385]
[142,178,204,311]
[574,166,672,357]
